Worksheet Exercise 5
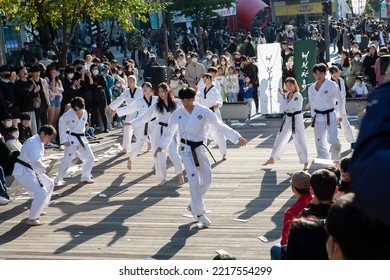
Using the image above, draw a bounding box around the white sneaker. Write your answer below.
[199,215,211,227]
[0,196,10,205]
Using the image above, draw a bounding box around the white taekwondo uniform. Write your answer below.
[158,104,242,218]
[109,87,143,151]
[270,91,308,164]
[196,85,227,156]
[13,134,54,220]
[308,79,344,160]
[332,77,355,143]
[56,108,95,183]
[132,98,183,182]
[116,95,158,162]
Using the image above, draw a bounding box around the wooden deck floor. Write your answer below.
[0,116,360,260]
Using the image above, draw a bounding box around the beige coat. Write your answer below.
[185,62,205,88]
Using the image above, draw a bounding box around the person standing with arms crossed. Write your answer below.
[154,87,248,227]
[308,63,344,162]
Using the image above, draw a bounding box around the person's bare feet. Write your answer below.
[303,162,309,170]
[26,219,44,226]
[222,154,227,161]
[147,142,152,152]
[263,158,274,166]
[127,159,132,170]
[40,211,47,216]
[117,149,127,154]
[178,174,185,185]
[158,180,166,186]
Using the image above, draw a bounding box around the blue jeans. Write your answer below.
[0,166,7,196]
[270,244,287,260]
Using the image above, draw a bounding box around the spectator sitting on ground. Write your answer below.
[270,170,312,260]
[5,126,22,152]
[18,113,33,144]
[350,76,368,98]
[300,169,337,220]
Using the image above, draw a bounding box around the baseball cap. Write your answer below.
[20,113,31,121]
[291,170,311,190]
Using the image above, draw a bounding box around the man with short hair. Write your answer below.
[185,52,206,89]
[308,63,343,161]
[300,169,337,219]
[18,113,33,144]
[12,125,56,226]
[155,87,248,227]
[55,97,95,185]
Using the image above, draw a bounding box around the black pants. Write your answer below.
[35,104,48,129]
[252,86,259,111]
[91,99,107,131]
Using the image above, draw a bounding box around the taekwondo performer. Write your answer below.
[328,66,355,145]
[155,87,248,227]
[131,83,184,186]
[110,75,143,154]
[116,82,158,170]
[196,73,227,160]
[308,63,344,161]
[54,97,95,185]
[263,77,308,169]
[13,125,56,226]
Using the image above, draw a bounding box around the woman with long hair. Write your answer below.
[131,83,184,186]
[45,64,63,141]
[263,77,308,169]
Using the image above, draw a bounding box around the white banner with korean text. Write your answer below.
[257,43,283,114]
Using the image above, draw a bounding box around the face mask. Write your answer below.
[221,61,226,65]
[115,83,121,88]
[3,73,10,79]
[92,70,99,76]
[352,48,359,52]
[356,82,362,86]
[182,71,186,76]
[207,55,212,59]
[118,71,123,75]
[285,51,290,55]
[67,73,74,79]
[212,58,218,62]
[144,50,148,54]
[176,73,181,77]
[192,58,197,63]
[354,57,360,62]
[5,120,12,128]
[12,131,19,139]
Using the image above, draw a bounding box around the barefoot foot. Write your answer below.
[263,158,274,166]
[178,174,185,185]
[127,159,132,170]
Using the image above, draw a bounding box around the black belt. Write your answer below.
[312,108,334,127]
[158,122,168,135]
[280,110,301,134]
[68,132,86,148]
[144,117,157,136]
[16,158,43,187]
[180,138,216,167]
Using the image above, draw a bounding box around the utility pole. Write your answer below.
[322,0,332,63]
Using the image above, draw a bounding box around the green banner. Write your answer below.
[293,40,317,108]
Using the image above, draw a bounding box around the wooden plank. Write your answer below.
[0,117,358,260]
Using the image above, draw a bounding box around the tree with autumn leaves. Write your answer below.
[1,0,162,67]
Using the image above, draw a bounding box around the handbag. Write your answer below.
[33,95,41,109]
